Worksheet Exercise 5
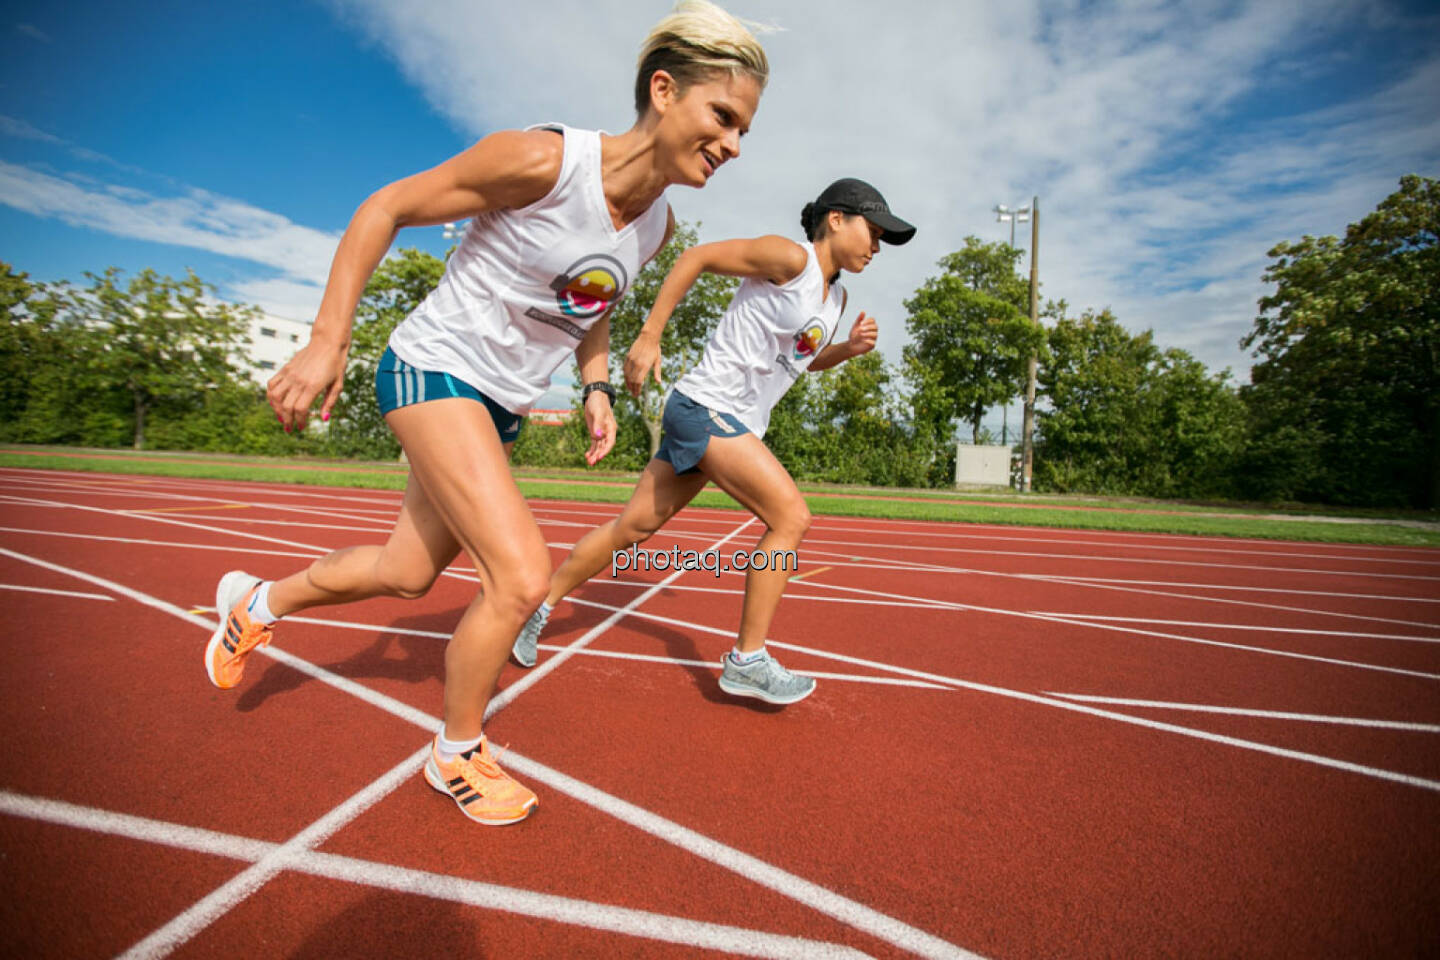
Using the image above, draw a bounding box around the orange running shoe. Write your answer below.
[204,571,273,690]
[423,736,538,825]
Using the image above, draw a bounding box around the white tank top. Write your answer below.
[388,124,670,414]
[674,242,846,438]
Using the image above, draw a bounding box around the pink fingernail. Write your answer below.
[322,412,329,422]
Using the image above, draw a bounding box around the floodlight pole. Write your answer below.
[993,202,1031,473]
[1021,196,1039,492]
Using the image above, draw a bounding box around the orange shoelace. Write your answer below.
[456,751,510,797]
[232,620,273,657]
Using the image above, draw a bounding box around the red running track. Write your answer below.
[0,466,1437,958]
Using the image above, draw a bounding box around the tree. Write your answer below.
[0,263,42,429]
[325,248,446,459]
[902,238,1044,449]
[1240,175,1439,507]
[0,266,98,444]
[605,221,737,458]
[766,350,930,487]
[58,268,253,450]
[1036,309,1244,498]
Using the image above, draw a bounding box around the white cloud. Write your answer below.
[0,114,61,143]
[228,277,326,324]
[15,23,50,43]
[0,161,342,321]
[0,164,340,277]
[325,0,1439,386]
[4,0,1436,420]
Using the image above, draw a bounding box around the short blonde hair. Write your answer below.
[634,0,770,116]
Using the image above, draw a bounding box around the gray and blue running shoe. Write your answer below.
[717,650,816,705]
[511,604,550,668]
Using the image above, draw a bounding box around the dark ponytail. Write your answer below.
[800,201,819,239]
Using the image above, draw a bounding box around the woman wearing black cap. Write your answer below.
[512,178,915,704]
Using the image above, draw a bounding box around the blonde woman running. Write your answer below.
[202,0,768,826]
[512,178,915,704]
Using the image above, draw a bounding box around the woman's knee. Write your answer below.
[373,555,441,600]
[490,553,551,622]
[771,500,812,543]
[614,521,659,547]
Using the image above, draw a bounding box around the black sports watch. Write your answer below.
[581,381,617,405]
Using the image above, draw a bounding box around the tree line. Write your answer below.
[2,176,1434,508]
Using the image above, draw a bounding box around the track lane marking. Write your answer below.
[0,791,868,959]
[8,467,1437,561]
[1043,695,1440,731]
[0,526,324,561]
[0,582,114,601]
[560,595,1440,792]
[0,546,977,960]
[233,609,950,689]
[1030,613,1440,644]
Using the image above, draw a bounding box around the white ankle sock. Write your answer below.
[730,645,765,664]
[436,727,483,763]
[537,600,553,618]
[247,581,279,624]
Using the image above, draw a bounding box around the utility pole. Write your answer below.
[993,203,1031,458]
[1021,196,1039,492]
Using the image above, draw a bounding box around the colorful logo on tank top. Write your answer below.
[549,254,628,319]
[792,319,827,361]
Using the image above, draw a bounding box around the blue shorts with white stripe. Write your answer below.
[374,346,524,444]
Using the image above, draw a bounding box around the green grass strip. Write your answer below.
[2,449,1437,547]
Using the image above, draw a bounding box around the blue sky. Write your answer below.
[3,0,1438,425]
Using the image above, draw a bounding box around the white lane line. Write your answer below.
[8,467,1436,563]
[0,546,826,958]
[118,515,391,534]
[560,595,1440,792]
[1034,574,1440,604]
[1042,695,1440,732]
[0,479,402,530]
[261,647,976,959]
[751,575,1440,682]
[796,525,1440,566]
[115,746,428,960]
[0,546,975,959]
[0,791,866,960]
[7,513,1430,639]
[788,549,1440,631]
[0,494,334,555]
[0,582,114,601]
[1031,613,1440,644]
[1028,611,1440,681]
[0,470,406,510]
[593,530,1440,630]
[539,573,953,611]
[11,472,1435,582]
[572,588,1440,694]
[0,488,396,536]
[0,526,323,561]
[1018,572,1440,631]
[4,493,1431,672]
[785,535,1440,583]
[0,790,274,861]
[525,501,1440,559]
[484,516,757,721]
[257,612,947,690]
[536,644,950,689]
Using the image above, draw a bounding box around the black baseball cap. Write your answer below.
[814,178,916,245]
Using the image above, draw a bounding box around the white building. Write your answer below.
[242,312,311,384]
